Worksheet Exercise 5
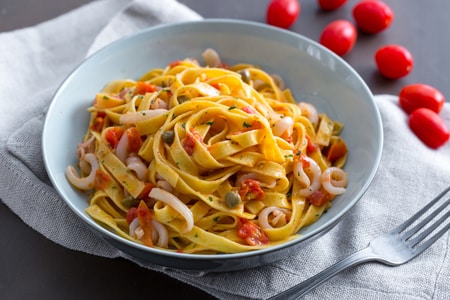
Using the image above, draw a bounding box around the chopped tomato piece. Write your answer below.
[182,135,196,155]
[249,120,263,130]
[307,189,332,206]
[138,183,155,203]
[90,116,104,132]
[136,200,153,247]
[126,207,138,224]
[97,112,107,118]
[94,169,112,190]
[105,127,124,148]
[210,82,221,90]
[239,179,265,201]
[243,120,263,132]
[294,152,310,167]
[90,112,107,132]
[182,129,203,155]
[237,218,269,246]
[325,138,348,162]
[126,127,143,153]
[306,135,318,153]
[168,60,182,68]
[133,81,158,96]
[217,62,230,69]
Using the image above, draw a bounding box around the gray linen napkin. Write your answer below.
[1,1,449,299]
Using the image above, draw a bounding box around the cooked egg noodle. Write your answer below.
[75,58,347,254]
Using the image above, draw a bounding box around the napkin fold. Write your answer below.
[1,1,449,299]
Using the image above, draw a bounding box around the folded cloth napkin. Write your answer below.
[1,1,449,299]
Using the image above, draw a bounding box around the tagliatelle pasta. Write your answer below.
[66,49,349,254]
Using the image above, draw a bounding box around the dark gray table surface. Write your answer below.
[1,0,448,299]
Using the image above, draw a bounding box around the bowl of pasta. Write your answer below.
[43,19,383,271]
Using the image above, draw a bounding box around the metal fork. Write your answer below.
[270,186,450,300]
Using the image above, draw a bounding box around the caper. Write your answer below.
[238,69,251,84]
[161,130,175,145]
[225,191,241,209]
[177,94,189,103]
[122,196,139,208]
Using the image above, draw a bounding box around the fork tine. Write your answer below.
[413,221,450,254]
[394,186,450,233]
[270,186,450,299]
[408,210,450,247]
[401,197,450,240]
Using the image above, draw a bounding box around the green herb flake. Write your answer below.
[243,122,252,128]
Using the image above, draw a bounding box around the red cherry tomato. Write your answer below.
[352,0,394,34]
[318,0,347,11]
[408,108,450,149]
[399,84,445,114]
[375,45,413,79]
[266,0,301,29]
[320,20,357,56]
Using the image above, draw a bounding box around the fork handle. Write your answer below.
[269,247,378,300]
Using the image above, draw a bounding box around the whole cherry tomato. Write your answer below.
[318,0,347,11]
[352,0,394,34]
[408,108,450,149]
[320,20,357,56]
[375,45,414,79]
[266,0,301,29]
[399,84,445,114]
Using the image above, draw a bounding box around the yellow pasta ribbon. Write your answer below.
[67,56,348,254]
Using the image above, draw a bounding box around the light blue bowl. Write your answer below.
[43,19,383,272]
